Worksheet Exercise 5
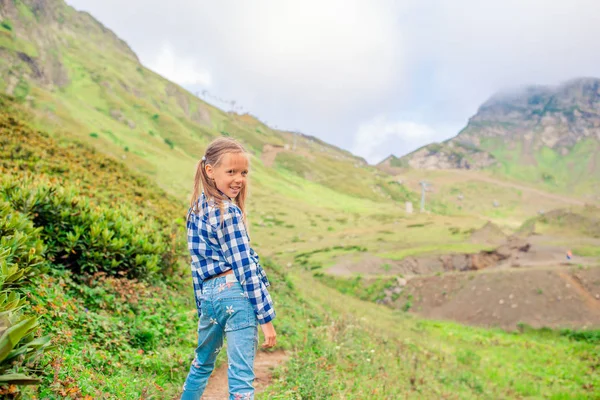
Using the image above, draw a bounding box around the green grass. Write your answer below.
[2,1,599,398]
[380,243,493,261]
[0,31,38,57]
[259,271,600,398]
[573,246,600,257]
[312,273,397,302]
[481,136,600,196]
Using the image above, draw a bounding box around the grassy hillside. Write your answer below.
[481,136,600,199]
[2,103,598,398]
[0,0,413,208]
[1,1,599,398]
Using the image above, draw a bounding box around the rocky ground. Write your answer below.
[328,228,600,330]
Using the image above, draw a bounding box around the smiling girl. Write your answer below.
[181,137,276,400]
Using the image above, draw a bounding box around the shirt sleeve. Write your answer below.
[216,206,276,324]
[186,210,204,318]
[250,247,270,287]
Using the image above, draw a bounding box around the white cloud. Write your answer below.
[352,116,439,164]
[198,0,406,117]
[405,0,600,113]
[146,42,212,87]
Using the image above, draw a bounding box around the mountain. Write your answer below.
[386,78,600,195]
[0,0,411,208]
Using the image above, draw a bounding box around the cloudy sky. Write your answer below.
[68,0,600,164]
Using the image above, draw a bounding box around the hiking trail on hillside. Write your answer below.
[175,350,287,399]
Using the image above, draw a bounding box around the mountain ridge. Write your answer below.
[1,0,405,207]
[382,77,600,195]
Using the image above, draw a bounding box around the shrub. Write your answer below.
[0,20,12,31]
[0,201,52,386]
[0,176,175,280]
[164,138,174,149]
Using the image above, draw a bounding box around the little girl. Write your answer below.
[181,137,277,400]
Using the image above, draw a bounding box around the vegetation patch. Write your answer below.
[1,176,175,279]
[313,273,397,302]
[380,243,493,261]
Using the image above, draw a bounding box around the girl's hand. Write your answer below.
[260,322,277,348]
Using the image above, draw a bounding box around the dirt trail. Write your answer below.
[200,350,288,399]
[558,271,600,313]
[261,144,286,167]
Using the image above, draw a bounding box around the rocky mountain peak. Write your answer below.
[386,77,600,172]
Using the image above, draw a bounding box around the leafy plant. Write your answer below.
[164,138,174,149]
[0,20,12,32]
[0,203,52,388]
[0,176,175,280]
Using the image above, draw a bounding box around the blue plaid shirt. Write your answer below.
[187,192,275,324]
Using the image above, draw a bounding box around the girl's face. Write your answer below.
[206,152,249,199]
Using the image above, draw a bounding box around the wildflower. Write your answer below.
[226,306,235,315]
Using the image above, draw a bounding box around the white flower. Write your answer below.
[209,317,218,325]
[214,345,222,354]
[226,305,235,315]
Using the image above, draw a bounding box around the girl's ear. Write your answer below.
[205,164,214,179]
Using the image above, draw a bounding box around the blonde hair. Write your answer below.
[189,137,249,223]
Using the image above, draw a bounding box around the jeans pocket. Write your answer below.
[222,297,256,332]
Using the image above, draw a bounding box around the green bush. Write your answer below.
[313,273,397,302]
[0,201,47,285]
[0,201,52,387]
[164,138,174,149]
[0,20,12,32]
[0,176,175,280]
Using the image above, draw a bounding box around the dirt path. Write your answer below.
[398,266,600,330]
[558,271,600,313]
[261,144,286,167]
[201,350,288,399]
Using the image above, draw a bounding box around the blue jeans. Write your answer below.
[181,274,259,400]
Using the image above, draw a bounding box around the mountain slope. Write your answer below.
[389,78,600,197]
[0,0,414,211]
[1,3,599,399]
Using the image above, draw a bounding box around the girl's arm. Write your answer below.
[217,206,276,325]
